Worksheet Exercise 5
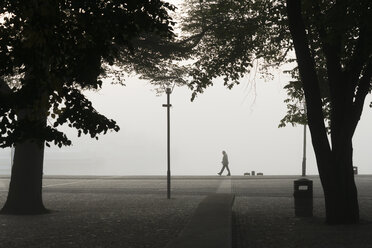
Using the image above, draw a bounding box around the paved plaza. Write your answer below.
[0,175,371,247]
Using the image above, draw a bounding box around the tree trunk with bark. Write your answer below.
[0,88,49,214]
[321,136,359,224]
[1,140,48,214]
[286,0,361,224]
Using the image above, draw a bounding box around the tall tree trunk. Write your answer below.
[286,0,359,224]
[0,45,51,214]
[323,125,359,224]
[0,96,48,214]
[1,140,47,214]
[323,165,359,224]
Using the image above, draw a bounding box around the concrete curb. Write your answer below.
[164,193,235,248]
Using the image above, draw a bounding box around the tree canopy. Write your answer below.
[154,0,372,224]
[0,0,176,214]
[178,0,290,100]
[0,0,175,148]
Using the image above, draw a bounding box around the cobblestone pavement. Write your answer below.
[0,176,221,248]
[231,176,372,248]
[1,176,371,248]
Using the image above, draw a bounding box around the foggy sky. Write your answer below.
[1,71,371,176]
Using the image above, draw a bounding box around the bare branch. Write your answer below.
[348,25,369,89]
[351,58,372,134]
[0,78,12,96]
[312,0,343,86]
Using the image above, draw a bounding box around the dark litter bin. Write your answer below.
[293,178,313,217]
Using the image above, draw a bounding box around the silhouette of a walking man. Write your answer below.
[218,150,231,176]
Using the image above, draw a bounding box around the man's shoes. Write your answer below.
[217,173,222,176]
[227,174,231,176]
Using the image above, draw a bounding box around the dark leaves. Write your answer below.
[0,0,174,147]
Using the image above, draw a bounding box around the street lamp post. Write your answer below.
[162,88,172,199]
[302,124,307,177]
[11,146,14,167]
[302,100,307,177]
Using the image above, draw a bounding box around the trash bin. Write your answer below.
[293,178,313,217]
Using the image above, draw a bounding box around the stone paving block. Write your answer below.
[165,193,235,248]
